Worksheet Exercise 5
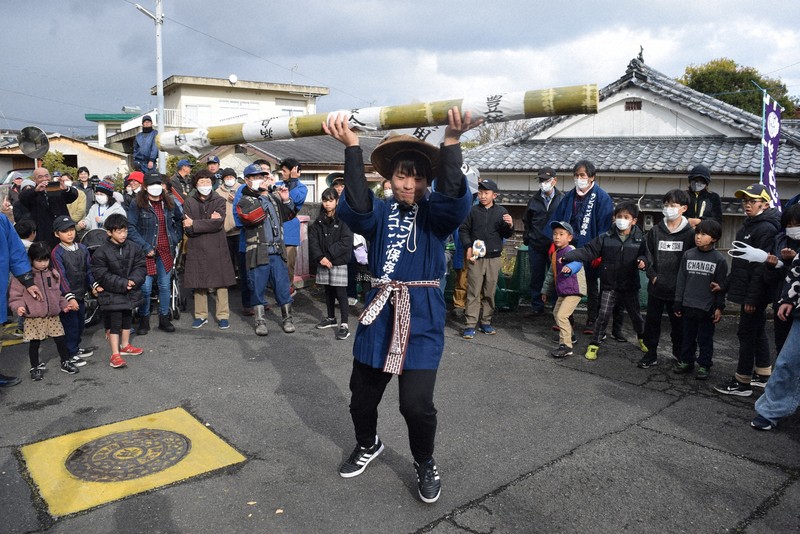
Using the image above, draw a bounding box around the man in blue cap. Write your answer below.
[207,156,222,181]
[170,158,194,198]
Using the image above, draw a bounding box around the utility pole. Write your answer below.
[135,0,167,174]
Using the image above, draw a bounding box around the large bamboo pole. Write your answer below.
[157,84,597,156]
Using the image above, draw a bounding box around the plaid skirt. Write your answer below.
[316,264,348,287]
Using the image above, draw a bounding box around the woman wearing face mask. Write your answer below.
[126,173,184,334]
[85,180,127,231]
[215,168,242,281]
[685,165,722,228]
[183,170,236,330]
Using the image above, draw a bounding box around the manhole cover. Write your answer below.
[65,428,190,482]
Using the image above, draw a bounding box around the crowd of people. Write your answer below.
[0,109,798,504]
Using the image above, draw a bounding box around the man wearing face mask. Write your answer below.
[133,115,159,172]
[523,167,564,315]
[685,165,722,227]
[548,160,614,334]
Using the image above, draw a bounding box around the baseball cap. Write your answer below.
[734,183,771,202]
[207,156,220,165]
[53,215,76,232]
[177,159,193,169]
[243,163,266,177]
[478,178,498,192]
[549,220,574,235]
[538,167,557,181]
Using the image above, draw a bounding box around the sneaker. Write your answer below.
[75,347,94,358]
[29,367,43,381]
[672,362,693,374]
[109,354,127,368]
[191,318,208,329]
[0,373,21,387]
[218,319,230,330]
[348,298,359,306]
[695,366,710,381]
[583,322,595,335]
[60,361,79,374]
[751,373,770,389]
[335,324,350,340]
[551,324,560,332]
[120,344,144,356]
[462,328,476,339]
[585,344,599,360]
[713,377,752,397]
[414,459,442,503]
[11,328,24,338]
[551,345,573,358]
[339,437,384,478]
[479,324,496,335]
[637,339,648,353]
[36,362,46,370]
[316,317,338,329]
[551,333,578,345]
[289,286,297,297]
[611,333,628,342]
[69,355,87,367]
[637,355,659,369]
[750,414,776,431]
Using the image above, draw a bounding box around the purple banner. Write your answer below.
[761,93,782,210]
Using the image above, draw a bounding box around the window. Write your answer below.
[218,99,260,123]
[625,101,643,111]
[183,104,212,127]
[276,98,307,117]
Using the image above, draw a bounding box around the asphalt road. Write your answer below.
[1,287,799,533]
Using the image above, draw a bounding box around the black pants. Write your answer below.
[736,304,771,376]
[679,307,715,368]
[325,285,348,323]
[107,310,133,335]
[642,295,682,358]
[29,336,69,368]
[349,359,438,463]
[773,310,793,357]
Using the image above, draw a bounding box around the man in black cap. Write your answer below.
[133,115,158,172]
[685,164,722,227]
[523,167,563,314]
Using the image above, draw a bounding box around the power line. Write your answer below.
[0,86,109,113]
[764,60,800,76]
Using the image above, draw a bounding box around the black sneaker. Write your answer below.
[29,367,43,381]
[750,414,776,431]
[339,437,384,478]
[335,324,350,340]
[69,355,87,367]
[551,345,573,359]
[713,377,752,397]
[60,361,80,375]
[414,459,441,503]
[751,373,770,389]
[316,317,337,329]
[611,333,628,342]
[637,355,658,369]
[75,347,94,358]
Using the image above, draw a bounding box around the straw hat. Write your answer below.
[369,134,439,182]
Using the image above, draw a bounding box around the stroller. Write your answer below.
[80,229,107,327]
[148,242,188,320]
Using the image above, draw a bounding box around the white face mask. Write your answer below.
[63,180,73,188]
[540,180,554,193]
[197,185,213,196]
[574,178,589,191]
[691,181,706,192]
[787,227,800,240]
[615,218,631,231]
[147,184,163,197]
[125,186,132,195]
[250,179,263,191]
[662,206,680,221]
[384,189,393,199]
[96,193,108,205]
[224,178,237,188]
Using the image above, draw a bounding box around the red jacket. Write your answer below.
[8,268,69,318]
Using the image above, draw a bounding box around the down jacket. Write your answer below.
[90,238,147,311]
[308,213,354,275]
[563,225,646,292]
[725,208,781,306]
[9,268,68,318]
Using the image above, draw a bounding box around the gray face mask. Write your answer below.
[691,180,706,192]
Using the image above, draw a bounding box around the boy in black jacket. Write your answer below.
[637,189,696,369]
[563,202,647,360]
[459,179,513,338]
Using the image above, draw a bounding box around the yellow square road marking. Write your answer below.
[20,407,246,518]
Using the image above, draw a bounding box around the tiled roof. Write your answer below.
[246,135,382,165]
[466,136,800,176]
[466,59,800,177]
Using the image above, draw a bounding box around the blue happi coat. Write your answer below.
[338,144,471,370]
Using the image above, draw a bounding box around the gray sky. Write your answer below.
[3,0,799,137]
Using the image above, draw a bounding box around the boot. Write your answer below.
[137,314,150,336]
[280,304,295,333]
[254,305,269,336]
[158,314,175,333]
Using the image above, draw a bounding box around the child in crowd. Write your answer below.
[90,213,147,368]
[563,202,647,360]
[51,215,98,367]
[672,220,727,379]
[714,184,780,397]
[764,204,800,360]
[9,242,79,379]
[637,189,696,369]
[15,219,36,249]
[459,178,514,338]
[541,221,586,358]
[309,187,354,340]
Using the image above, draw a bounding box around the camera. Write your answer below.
[45,181,62,193]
